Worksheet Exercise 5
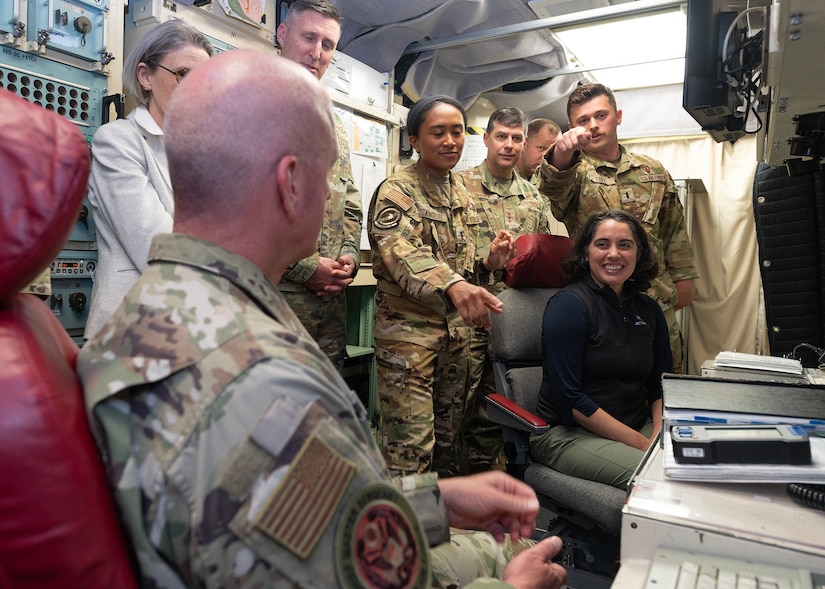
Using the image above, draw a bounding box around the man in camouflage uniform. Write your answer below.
[78,50,566,589]
[458,108,555,472]
[516,118,562,185]
[539,83,697,372]
[276,0,362,370]
[369,96,516,478]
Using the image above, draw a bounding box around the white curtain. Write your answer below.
[622,134,764,374]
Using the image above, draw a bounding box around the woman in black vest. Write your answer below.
[531,209,672,488]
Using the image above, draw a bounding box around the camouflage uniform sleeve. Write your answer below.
[394,475,525,589]
[456,171,493,286]
[658,171,698,282]
[458,170,514,288]
[472,258,502,288]
[393,473,450,546]
[21,266,52,296]
[537,145,583,224]
[281,253,320,285]
[337,112,362,272]
[102,352,436,587]
[279,181,361,285]
[369,180,467,314]
[341,175,363,272]
[536,195,556,236]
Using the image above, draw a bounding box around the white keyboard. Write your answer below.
[643,547,824,589]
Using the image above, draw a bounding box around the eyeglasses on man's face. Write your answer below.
[153,62,191,84]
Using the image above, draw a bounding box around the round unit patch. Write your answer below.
[336,483,430,589]
[373,206,403,230]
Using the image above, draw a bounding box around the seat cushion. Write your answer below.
[0,87,136,587]
[0,295,138,588]
[525,462,625,534]
[506,365,544,416]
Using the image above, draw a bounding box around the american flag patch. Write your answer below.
[254,433,356,558]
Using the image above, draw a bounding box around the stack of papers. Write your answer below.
[714,351,804,375]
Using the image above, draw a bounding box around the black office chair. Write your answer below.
[486,287,626,582]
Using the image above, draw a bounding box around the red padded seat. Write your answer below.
[0,89,138,588]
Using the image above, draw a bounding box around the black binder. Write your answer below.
[661,374,825,482]
[662,373,825,423]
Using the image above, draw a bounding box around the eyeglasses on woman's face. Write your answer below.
[153,62,191,84]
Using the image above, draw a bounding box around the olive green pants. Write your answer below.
[530,421,655,489]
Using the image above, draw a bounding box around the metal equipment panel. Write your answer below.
[27,0,110,63]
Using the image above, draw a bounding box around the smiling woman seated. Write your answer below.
[529,209,672,489]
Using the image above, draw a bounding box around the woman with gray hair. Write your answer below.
[84,19,213,339]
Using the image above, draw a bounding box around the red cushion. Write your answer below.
[0,88,136,587]
[504,233,574,289]
[0,89,89,300]
[0,295,138,588]
[487,392,549,429]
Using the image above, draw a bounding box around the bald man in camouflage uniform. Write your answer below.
[277,0,362,370]
[79,50,566,589]
[458,107,555,473]
[539,83,697,372]
[517,118,562,185]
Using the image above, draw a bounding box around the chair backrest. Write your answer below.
[0,89,138,588]
[489,287,560,413]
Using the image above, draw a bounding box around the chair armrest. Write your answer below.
[486,393,551,435]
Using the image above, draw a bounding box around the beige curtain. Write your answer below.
[623,134,764,375]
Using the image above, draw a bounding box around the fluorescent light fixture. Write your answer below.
[528,0,613,19]
[554,9,687,91]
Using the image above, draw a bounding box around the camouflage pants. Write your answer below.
[462,329,505,472]
[280,289,348,371]
[375,337,471,478]
[430,529,532,588]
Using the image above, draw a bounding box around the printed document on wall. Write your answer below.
[352,115,388,158]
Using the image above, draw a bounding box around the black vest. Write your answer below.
[537,277,659,430]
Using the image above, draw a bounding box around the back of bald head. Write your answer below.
[527,117,561,139]
[164,49,335,224]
